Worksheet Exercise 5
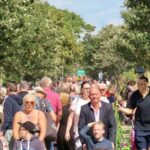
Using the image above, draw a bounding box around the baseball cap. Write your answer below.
[18,121,39,134]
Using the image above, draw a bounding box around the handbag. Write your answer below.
[39,99,57,141]
[44,111,57,141]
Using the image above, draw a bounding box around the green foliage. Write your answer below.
[114,101,122,150]
[0,0,94,81]
[82,25,132,78]
[118,0,150,69]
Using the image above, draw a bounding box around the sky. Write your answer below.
[47,0,124,33]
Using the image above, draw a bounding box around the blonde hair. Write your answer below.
[91,121,105,130]
[59,82,70,94]
[60,93,70,106]
[23,93,36,104]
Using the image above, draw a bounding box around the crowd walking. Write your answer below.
[0,75,149,150]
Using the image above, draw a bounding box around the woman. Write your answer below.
[57,82,75,150]
[33,87,57,150]
[13,93,46,142]
[33,87,57,122]
[65,81,91,150]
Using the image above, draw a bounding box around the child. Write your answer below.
[13,121,45,150]
[80,121,113,150]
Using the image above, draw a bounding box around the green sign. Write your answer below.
[77,69,86,77]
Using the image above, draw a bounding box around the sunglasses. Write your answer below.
[100,89,105,91]
[25,101,35,105]
[83,87,90,90]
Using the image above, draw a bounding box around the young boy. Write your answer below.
[13,121,45,150]
[80,121,113,150]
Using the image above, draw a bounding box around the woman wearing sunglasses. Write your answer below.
[12,93,46,143]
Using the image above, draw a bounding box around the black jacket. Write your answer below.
[78,101,116,143]
[17,91,28,106]
[1,94,21,133]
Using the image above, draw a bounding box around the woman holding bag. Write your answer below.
[33,87,57,150]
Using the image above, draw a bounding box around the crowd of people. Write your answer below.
[0,75,149,150]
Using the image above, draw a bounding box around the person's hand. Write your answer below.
[112,142,115,150]
[87,122,96,127]
[0,131,4,137]
[38,137,44,142]
[117,103,123,112]
[82,144,87,150]
[65,131,70,141]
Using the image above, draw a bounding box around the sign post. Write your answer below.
[77,69,86,77]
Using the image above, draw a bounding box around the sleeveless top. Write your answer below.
[19,109,40,134]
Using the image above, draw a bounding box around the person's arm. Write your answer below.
[78,106,87,132]
[13,112,21,140]
[108,105,116,143]
[118,105,134,115]
[1,100,13,135]
[50,111,57,122]
[80,122,95,139]
[78,106,88,145]
[46,100,57,122]
[38,111,46,141]
[80,125,91,140]
[56,95,62,125]
[119,91,136,115]
[65,111,74,141]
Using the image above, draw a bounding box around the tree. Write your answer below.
[82,25,131,79]
[117,0,150,69]
[0,0,94,81]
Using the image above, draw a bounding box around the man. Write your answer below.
[98,83,109,103]
[80,121,112,150]
[0,81,21,149]
[78,85,116,146]
[40,77,62,124]
[13,121,45,150]
[17,81,29,106]
[119,76,150,150]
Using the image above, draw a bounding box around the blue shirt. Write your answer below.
[80,125,113,150]
[34,97,53,112]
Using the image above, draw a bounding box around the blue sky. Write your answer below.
[47,0,124,33]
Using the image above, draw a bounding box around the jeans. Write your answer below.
[5,130,14,150]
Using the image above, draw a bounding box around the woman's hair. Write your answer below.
[60,93,70,106]
[23,93,36,104]
[59,82,70,94]
[81,81,90,90]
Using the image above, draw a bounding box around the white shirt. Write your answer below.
[90,103,101,122]
[70,96,90,138]
[101,96,110,103]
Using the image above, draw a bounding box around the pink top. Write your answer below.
[43,88,62,113]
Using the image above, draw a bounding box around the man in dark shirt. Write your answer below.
[0,82,21,150]
[78,85,116,148]
[119,75,150,150]
[17,81,29,106]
